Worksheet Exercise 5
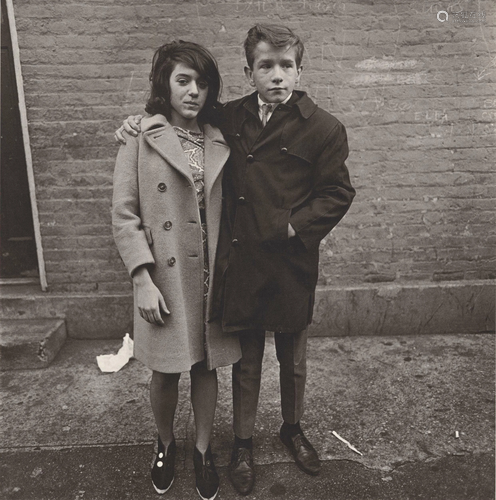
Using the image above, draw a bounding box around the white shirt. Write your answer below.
[257,93,293,124]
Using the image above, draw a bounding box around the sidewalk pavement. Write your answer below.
[1,333,494,500]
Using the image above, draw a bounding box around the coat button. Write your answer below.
[232,238,239,246]
[157,182,167,192]
[246,154,254,162]
[168,257,176,266]
[281,147,288,154]
[163,221,172,230]
[238,196,246,204]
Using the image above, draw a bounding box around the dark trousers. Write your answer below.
[232,328,308,439]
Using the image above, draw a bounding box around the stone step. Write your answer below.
[0,284,132,339]
[0,318,67,370]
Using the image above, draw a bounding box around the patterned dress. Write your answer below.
[173,126,209,325]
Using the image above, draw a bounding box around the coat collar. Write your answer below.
[141,114,170,133]
[141,114,228,147]
[142,114,229,199]
[142,115,191,180]
[240,90,318,120]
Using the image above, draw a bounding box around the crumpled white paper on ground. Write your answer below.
[96,333,134,372]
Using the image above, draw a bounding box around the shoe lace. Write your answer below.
[234,447,252,467]
[293,433,304,449]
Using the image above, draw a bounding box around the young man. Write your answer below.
[116,24,355,495]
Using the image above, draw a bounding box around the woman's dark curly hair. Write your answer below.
[145,40,222,125]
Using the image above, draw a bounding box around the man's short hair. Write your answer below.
[243,24,304,69]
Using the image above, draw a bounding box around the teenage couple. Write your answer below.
[113,23,355,500]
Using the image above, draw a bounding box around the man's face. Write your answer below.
[244,41,302,104]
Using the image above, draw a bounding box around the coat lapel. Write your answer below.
[142,116,229,200]
[203,124,230,202]
[142,116,192,181]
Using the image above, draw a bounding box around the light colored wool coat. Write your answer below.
[112,115,241,373]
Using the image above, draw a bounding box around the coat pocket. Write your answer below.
[142,225,153,246]
[252,205,291,244]
[284,136,321,166]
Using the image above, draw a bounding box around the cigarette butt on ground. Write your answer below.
[455,431,460,438]
[332,431,363,456]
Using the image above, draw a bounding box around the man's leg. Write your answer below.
[275,329,321,475]
[233,329,265,438]
[229,329,265,495]
[275,328,307,424]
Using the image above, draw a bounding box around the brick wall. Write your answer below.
[13,0,496,293]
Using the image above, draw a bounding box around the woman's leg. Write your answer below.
[150,370,181,448]
[190,361,218,454]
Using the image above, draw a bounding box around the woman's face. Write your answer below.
[169,62,208,129]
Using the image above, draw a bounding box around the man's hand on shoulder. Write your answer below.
[114,114,143,144]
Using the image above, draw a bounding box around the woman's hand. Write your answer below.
[114,115,143,144]
[133,266,170,326]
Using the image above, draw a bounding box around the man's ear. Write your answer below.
[296,65,303,85]
[244,66,256,87]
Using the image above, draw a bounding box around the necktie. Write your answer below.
[261,103,273,127]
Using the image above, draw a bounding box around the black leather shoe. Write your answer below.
[151,436,176,494]
[193,445,219,500]
[228,445,255,495]
[280,425,321,476]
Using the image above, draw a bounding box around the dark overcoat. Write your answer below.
[212,91,356,333]
[113,115,241,373]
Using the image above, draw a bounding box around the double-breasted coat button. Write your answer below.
[232,238,239,246]
[157,182,167,192]
[246,154,254,162]
[168,257,176,266]
[281,147,288,154]
[163,221,172,230]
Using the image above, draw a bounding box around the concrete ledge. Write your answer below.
[0,319,67,370]
[309,280,495,336]
[0,280,494,339]
[0,285,133,339]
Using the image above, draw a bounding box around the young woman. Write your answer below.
[112,41,240,500]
